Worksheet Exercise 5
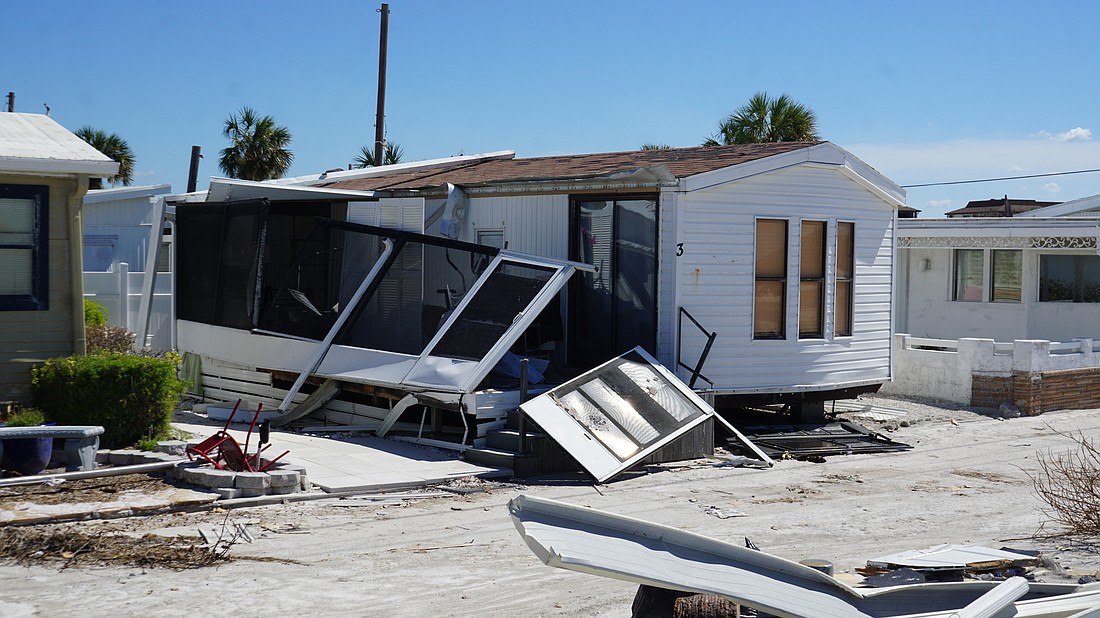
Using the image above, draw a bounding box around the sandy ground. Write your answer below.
[2,396,1100,617]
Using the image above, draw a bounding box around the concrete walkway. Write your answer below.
[173,418,507,493]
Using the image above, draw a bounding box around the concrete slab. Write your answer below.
[173,422,503,493]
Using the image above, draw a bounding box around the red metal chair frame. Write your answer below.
[186,400,289,472]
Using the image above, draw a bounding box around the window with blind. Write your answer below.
[754,219,787,339]
[835,222,854,337]
[0,185,48,311]
[991,250,1022,302]
[799,221,826,338]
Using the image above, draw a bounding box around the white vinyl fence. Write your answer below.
[83,263,176,352]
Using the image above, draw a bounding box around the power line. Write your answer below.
[902,167,1100,188]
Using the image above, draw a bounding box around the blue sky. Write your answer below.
[6,1,1099,216]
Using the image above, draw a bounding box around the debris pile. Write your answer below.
[0,526,227,570]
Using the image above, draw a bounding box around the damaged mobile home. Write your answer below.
[171,142,902,470]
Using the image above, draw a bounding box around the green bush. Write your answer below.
[84,299,109,327]
[1,407,46,427]
[31,354,186,448]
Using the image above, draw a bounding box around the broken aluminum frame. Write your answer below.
[509,494,1100,618]
[270,220,591,422]
[520,347,772,483]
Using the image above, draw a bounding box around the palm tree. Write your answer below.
[704,92,820,145]
[353,141,404,168]
[219,107,293,181]
[75,127,135,189]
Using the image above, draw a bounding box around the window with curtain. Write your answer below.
[991,250,1022,302]
[0,185,48,311]
[799,220,826,338]
[835,222,854,337]
[754,219,787,339]
[953,249,984,301]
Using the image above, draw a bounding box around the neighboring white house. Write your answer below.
[896,213,1100,343]
[171,142,903,434]
[889,195,1100,411]
[0,113,117,402]
[82,184,175,351]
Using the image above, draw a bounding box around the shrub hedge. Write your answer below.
[84,299,108,327]
[31,354,186,448]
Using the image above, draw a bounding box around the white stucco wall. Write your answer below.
[899,247,1100,342]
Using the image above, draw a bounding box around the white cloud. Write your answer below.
[926,199,952,209]
[1044,182,1062,193]
[1055,127,1092,142]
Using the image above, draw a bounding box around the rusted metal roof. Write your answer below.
[321,142,819,192]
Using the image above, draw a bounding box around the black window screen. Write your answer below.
[430,262,555,361]
[176,200,268,329]
[335,240,489,354]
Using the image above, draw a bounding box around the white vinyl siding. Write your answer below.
[673,165,894,394]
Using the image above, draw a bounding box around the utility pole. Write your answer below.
[186,146,202,193]
[6,92,13,112]
[373,3,390,166]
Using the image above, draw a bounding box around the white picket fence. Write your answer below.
[83,263,176,352]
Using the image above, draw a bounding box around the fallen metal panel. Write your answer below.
[868,545,1040,571]
[520,347,749,482]
[509,495,1100,618]
[732,421,911,458]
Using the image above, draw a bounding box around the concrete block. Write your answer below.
[266,470,300,488]
[180,466,208,485]
[276,464,310,491]
[269,484,297,495]
[194,469,237,489]
[213,487,240,500]
[239,487,267,498]
[155,440,188,456]
[171,461,203,481]
[109,449,143,466]
[95,449,111,465]
[234,472,271,490]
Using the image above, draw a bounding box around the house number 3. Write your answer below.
[676,243,684,257]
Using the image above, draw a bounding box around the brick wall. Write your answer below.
[971,368,1100,415]
[971,374,1013,409]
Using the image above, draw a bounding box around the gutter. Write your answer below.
[70,175,90,355]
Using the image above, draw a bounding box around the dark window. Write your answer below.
[799,221,826,338]
[0,184,49,311]
[754,219,787,339]
[1040,255,1100,302]
[835,222,854,337]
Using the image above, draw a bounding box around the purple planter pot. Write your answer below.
[1,435,54,476]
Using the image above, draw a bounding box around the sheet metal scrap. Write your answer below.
[729,421,911,459]
[858,544,1041,581]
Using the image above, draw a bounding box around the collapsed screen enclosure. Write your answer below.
[176,199,570,389]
